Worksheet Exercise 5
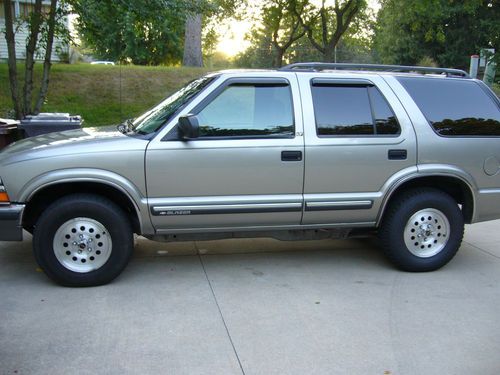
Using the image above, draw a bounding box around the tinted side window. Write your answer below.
[398,77,500,136]
[312,84,400,136]
[196,84,294,138]
[369,86,400,135]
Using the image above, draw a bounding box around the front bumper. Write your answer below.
[0,204,24,241]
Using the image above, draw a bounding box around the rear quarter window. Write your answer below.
[397,77,500,136]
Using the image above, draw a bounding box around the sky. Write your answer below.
[216,0,381,57]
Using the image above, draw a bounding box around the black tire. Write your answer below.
[379,188,464,272]
[33,194,134,286]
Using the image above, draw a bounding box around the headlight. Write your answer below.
[0,178,10,204]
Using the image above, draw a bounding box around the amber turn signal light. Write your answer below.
[0,191,10,203]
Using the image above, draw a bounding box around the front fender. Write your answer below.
[17,168,154,235]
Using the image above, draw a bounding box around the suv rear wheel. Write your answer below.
[33,194,134,286]
[380,188,464,271]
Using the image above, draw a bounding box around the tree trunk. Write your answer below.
[323,48,334,62]
[35,0,58,114]
[182,13,203,67]
[3,0,22,119]
[273,48,285,68]
[23,0,43,115]
[303,0,363,65]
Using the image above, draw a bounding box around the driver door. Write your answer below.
[145,74,305,232]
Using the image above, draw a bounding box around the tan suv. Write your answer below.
[1,63,499,286]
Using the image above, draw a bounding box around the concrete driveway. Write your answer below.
[1,220,500,375]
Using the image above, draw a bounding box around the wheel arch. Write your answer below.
[377,174,476,226]
[23,179,146,234]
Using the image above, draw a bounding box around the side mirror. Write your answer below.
[178,114,199,140]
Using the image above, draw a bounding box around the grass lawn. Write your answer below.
[0,63,209,127]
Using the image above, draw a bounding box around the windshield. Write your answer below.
[131,75,217,134]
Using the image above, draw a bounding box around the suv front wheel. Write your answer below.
[380,188,464,272]
[33,194,134,286]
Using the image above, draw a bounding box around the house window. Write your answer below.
[0,1,17,18]
[0,1,50,19]
[20,2,35,17]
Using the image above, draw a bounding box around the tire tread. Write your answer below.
[33,194,133,286]
[379,188,464,272]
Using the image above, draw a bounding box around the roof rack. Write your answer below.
[279,62,470,78]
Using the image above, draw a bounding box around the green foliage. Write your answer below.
[204,51,234,69]
[293,0,368,61]
[374,0,499,68]
[492,83,500,96]
[234,33,274,68]
[70,0,244,66]
[260,0,306,67]
[235,0,373,68]
[202,0,246,20]
[37,0,72,56]
[70,0,187,65]
[3,0,68,118]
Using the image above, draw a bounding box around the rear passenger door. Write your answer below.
[298,74,417,225]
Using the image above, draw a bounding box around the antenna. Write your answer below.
[119,58,123,122]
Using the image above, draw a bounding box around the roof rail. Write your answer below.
[279,62,470,78]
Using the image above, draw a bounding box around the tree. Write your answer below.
[182,0,245,67]
[235,0,371,68]
[3,0,22,118]
[264,0,306,67]
[233,24,274,69]
[373,0,499,68]
[234,0,306,68]
[293,0,367,62]
[234,29,274,69]
[3,0,65,119]
[23,0,44,115]
[183,12,203,66]
[36,0,60,112]
[72,0,243,67]
[71,0,187,65]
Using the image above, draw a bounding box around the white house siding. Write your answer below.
[0,1,68,62]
